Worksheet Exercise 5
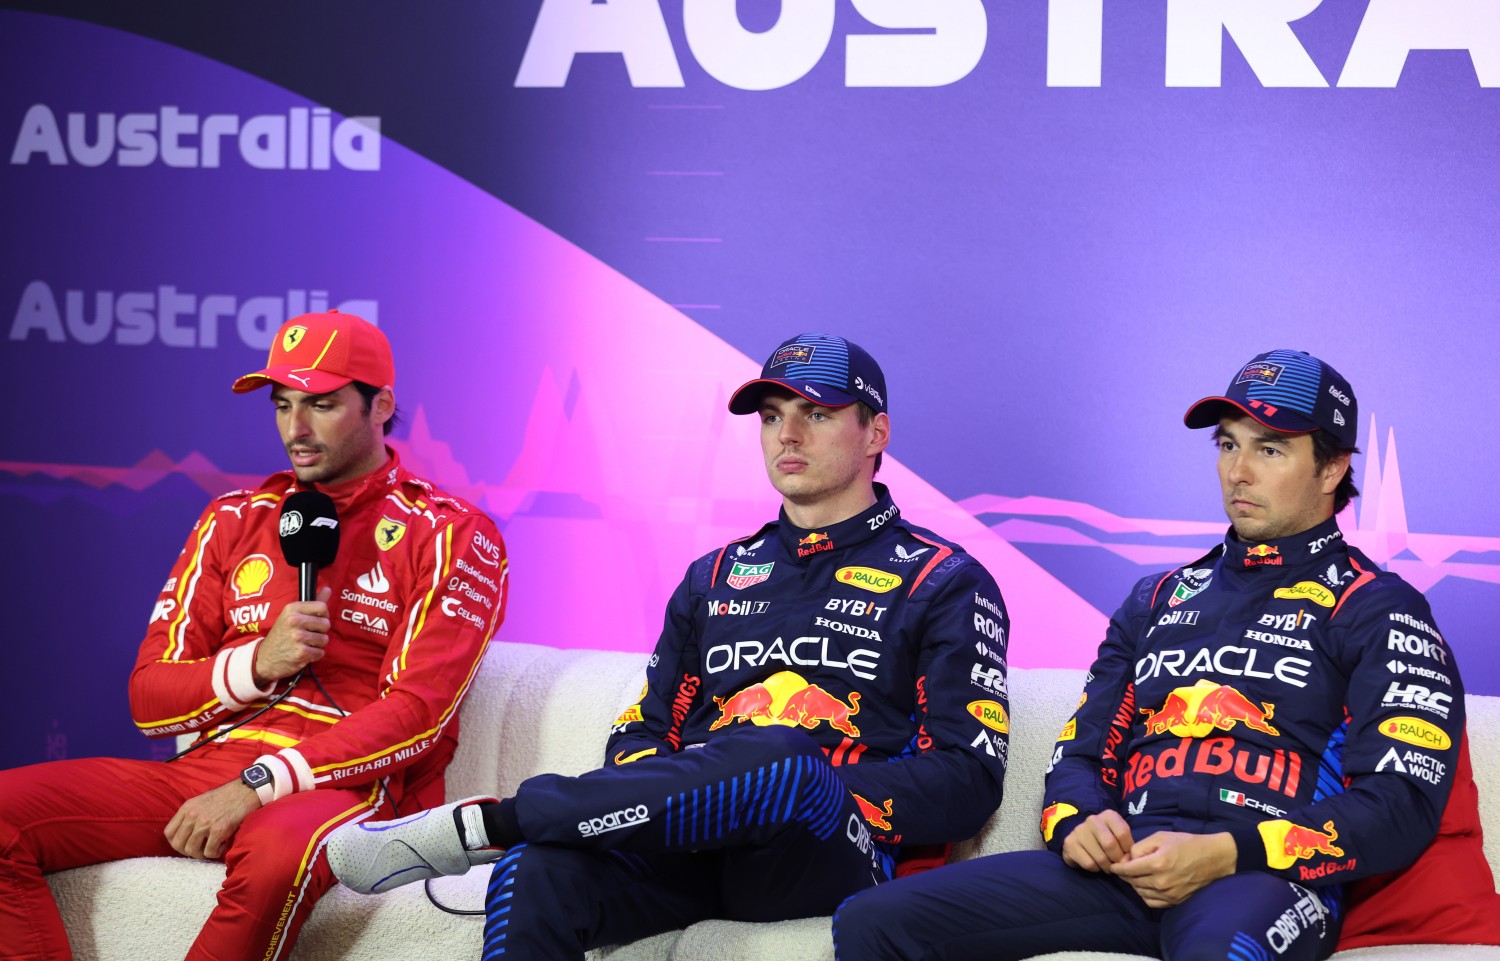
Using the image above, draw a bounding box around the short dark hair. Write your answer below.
[854,402,883,476]
[352,381,401,437]
[1311,429,1360,515]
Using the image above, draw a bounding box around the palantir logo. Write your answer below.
[11,105,381,170]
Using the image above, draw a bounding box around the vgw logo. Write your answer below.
[513,0,1499,90]
[11,105,380,170]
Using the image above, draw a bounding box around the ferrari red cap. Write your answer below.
[232,311,394,395]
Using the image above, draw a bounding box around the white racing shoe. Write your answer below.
[327,795,503,894]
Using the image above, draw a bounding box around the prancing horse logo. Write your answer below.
[376,516,407,551]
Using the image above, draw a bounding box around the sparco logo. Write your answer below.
[12,105,381,170]
[579,804,649,838]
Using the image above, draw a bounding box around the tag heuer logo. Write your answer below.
[726,562,774,591]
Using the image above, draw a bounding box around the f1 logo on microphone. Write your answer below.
[312,517,339,529]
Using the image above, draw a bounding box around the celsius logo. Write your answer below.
[513,0,1498,90]
[10,281,377,350]
[11,105,381,170]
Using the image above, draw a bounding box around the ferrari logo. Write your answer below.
[375,516,407,551]
[281,326,307,353]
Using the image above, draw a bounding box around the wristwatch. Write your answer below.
[240,762,275,805]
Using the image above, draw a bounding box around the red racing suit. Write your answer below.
[0,450,506,961]
[132,451,506,802]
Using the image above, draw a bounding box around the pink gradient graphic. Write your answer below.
[383,336,1107,668]
[965,415,1500,594]
[0,452,262,496]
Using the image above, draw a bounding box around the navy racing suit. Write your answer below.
[488,484,1009,961]
[834,515,1463,961]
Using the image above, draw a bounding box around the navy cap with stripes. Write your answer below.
[1184,349,1357,448]
[729,333,887,415]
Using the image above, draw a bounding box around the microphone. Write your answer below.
[279,490,341,602]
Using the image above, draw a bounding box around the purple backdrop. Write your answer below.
[2,4,1497,769]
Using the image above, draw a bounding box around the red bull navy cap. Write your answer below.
[1184,349,1357,448]
[728,333,887,415]
[233,311,395,395]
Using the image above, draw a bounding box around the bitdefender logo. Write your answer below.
[11,105,381,171]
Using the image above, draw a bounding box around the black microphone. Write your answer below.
[279,490,341,602]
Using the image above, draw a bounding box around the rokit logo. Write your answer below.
[10,281,377,350]
[11,105,381,170]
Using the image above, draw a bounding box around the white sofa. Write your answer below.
[52,642,1500,960]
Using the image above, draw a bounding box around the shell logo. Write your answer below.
[231,554,275,601]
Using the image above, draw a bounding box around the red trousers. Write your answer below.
[0,741,395,961]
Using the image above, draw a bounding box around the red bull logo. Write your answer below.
[1236,361,1284,386]
[1259,819,1344,870]
[771,343,815,367]
[797,531,834,557]
[1244,544,1282,567]
[780,685,861,736]
[710,683,774,730]
[852,793,894,831]
[1039,801,1078,842]
[1140,679,1279,738]
[1125,738,1302,798]
[709,671,861,737]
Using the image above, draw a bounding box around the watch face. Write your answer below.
[241,764,271,789]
